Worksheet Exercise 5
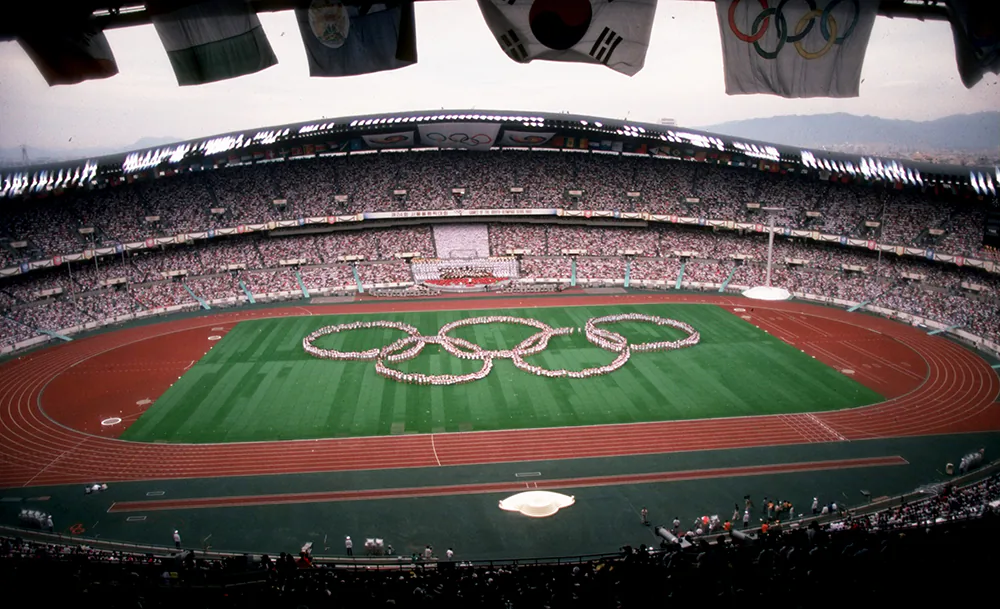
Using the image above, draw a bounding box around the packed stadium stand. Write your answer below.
[1,150,997,356]
[3,470,997,607]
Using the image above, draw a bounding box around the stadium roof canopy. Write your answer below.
[0,0,952,41]
[2,108,996,202]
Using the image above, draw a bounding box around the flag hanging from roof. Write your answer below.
[18,24,119,86]
[148,0,278,86]
[296,1,417,77]
[944,0,1000,88]
[716,0,877,98]
[476,0,658,76]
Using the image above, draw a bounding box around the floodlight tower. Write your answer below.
[761,206,785,288]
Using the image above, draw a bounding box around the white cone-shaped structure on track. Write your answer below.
[742,286,793,301]
[499,491,575,517]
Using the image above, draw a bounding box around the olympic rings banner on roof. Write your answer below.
[418,122,501,151]
[716,0,878,98]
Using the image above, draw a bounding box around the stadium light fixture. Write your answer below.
[970,172,981,194]
[986,174,996,195]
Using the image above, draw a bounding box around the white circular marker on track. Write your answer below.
[101,417,122,426]
[499,491,576,517]
[208,335,222,341]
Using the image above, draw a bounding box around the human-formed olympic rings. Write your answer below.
[424,132,494,146]
[728,0,860,60]
[302,314,700,386]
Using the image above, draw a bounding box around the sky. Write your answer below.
[0,0,997,154]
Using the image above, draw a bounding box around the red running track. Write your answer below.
[0,294,998,489]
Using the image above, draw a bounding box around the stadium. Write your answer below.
[2,107,999,555]
[2,0,1000,604]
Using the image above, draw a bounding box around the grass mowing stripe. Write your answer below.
[121,304,884,443]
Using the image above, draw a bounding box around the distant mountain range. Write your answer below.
[0,136,180,167]
[700,112,1000,154]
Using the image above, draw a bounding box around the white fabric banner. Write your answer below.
[716,0,878,98]
[362,131,415,148]
[477,0,657,76]
[500,130,557,146]
[417,123,501,151]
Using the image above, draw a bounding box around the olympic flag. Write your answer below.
[716,0,878,98]
[476,0,658,77]
[418,123,502,152]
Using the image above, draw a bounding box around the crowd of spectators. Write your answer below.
[241,269,300,295]
[187,274,242,302]
[300,265,356,292]
[518,256,572,279]
[2,470,996,607]
[575,257,626,280]
[129,281,194,310]
[357,262,412,285]
[2,151,996,270]
[2,223,997,350]
[8,299,92,333]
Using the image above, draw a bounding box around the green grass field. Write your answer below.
[121,304,883,443]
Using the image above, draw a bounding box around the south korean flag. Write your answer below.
[477,0,658,76]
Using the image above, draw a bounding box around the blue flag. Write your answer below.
[296,1,417,77]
